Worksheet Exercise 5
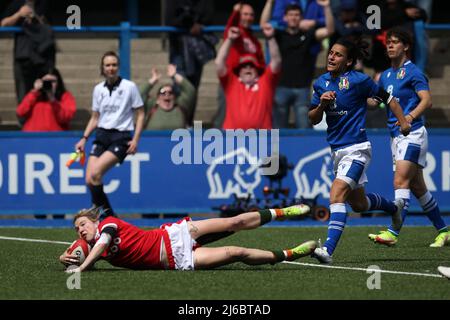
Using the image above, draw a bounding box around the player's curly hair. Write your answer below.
[73,207,101,224]
[334,37,370,71]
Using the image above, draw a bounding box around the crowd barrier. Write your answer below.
[0,129,449,215]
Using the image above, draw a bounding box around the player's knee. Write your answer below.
[393,176,410,189]
[87,169,103,184]
[85,174,95,185]
[330,195,346,204]
[226,246,247,260]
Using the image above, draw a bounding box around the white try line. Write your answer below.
[0,235,71,245]
[282,261,443,278]
[0,235,443,278]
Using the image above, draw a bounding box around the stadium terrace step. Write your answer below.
[56,38,118,52]
[425,107,450,127]
[428,79,450,94]
[427,65,450,78]
[55,53,168,66]
[0,109,19,122]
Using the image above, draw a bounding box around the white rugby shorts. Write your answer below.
[391,126,427,169]
[163,219,197,271]
[332,141,372,190]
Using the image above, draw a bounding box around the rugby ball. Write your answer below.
[67,238,91,266]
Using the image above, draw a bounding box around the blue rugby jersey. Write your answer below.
[379,60,429,137]
[311,70,380,150]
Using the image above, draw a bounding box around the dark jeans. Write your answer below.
[273,86,311,129]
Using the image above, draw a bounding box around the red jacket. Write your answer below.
[16,90,76,131]
[224,9,265,71]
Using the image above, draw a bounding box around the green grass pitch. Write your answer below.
[0,226,449,300]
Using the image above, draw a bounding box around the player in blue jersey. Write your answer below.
[368,27,450,247]
[308,37,411,264]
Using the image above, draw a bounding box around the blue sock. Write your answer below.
[419,191,448,232]
[388,189,410,236]
[366,193,396,214]
[324,203,347,255]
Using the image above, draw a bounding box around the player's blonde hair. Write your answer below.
[73,207,101,225]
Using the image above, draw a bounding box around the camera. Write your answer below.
[42,80,52,91]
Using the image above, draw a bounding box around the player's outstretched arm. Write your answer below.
[67,234,111,273]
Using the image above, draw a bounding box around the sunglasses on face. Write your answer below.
[159,90,174,96]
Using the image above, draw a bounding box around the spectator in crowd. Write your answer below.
[75,51,145,218]
[140,64,196,130]
[363,0,427,80]
[16,68,76,131]
[260,0,334,129]
[224,2,266,77]
[406,0,433,21]
[213,2,266,128]
[330,0,372,50]
[61,204,314,272]
[165,0,217,126]
[268,0,326,76]
[271,0,326,30]
[17,67,75,220]
[1,0,56,104]
[403,0,431,71]
[216,24,281,130]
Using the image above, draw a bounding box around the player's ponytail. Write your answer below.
[335,37,369,72]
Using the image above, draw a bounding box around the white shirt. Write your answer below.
[92,78,143,131]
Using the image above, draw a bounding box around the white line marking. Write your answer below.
[282,261,443,278]
[0,236,71,245]
[0,235,443,278]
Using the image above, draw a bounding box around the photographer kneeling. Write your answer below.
[16,68,76,131]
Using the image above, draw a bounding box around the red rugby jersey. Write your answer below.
[93,217,175,270]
